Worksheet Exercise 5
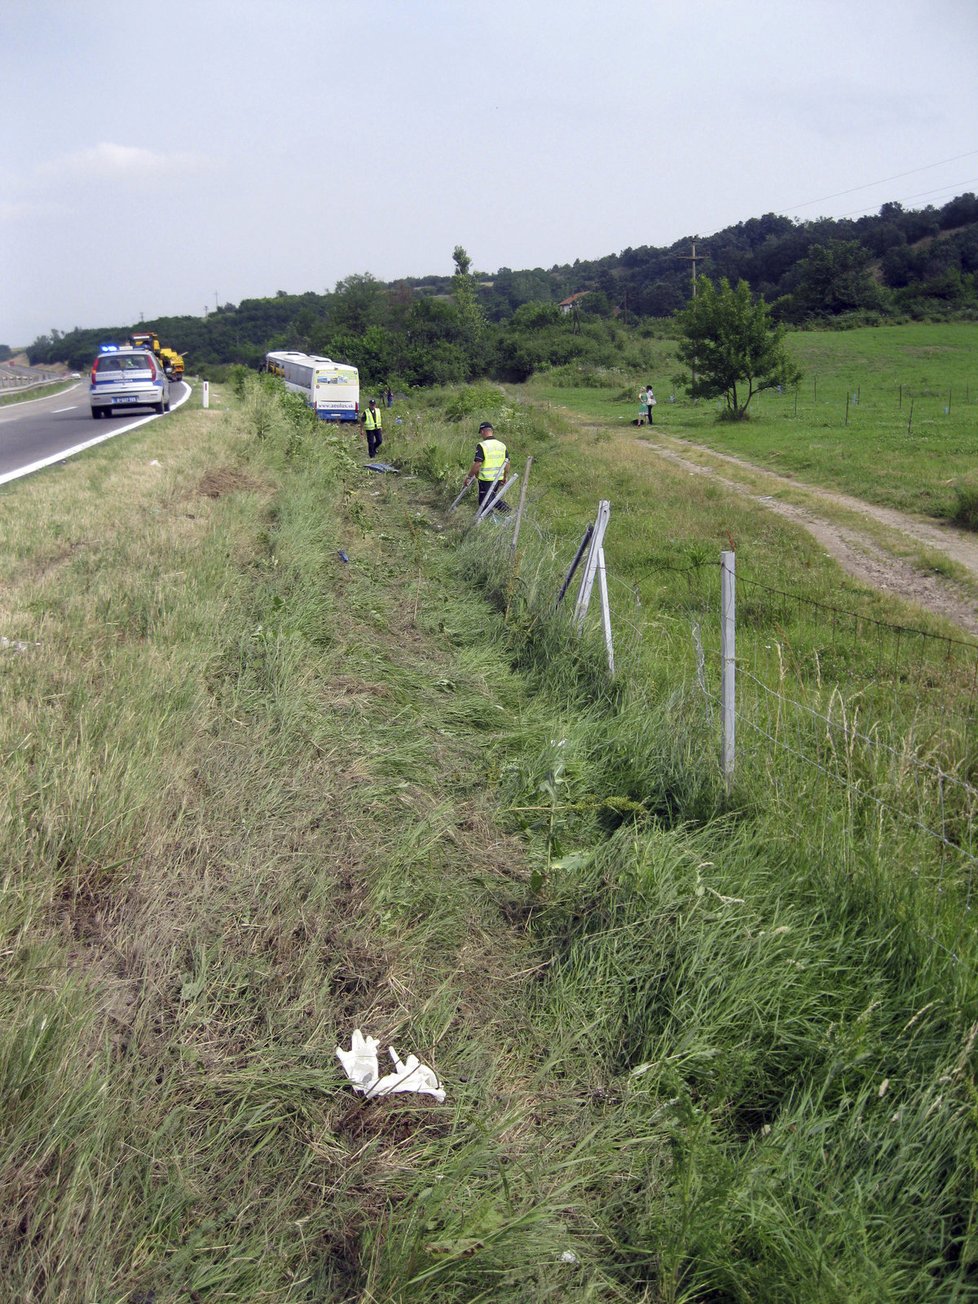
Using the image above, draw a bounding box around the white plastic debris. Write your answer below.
[336,1028,446,1103]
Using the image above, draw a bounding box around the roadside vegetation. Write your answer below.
[0,378,76,408]
[1,361,976,1300]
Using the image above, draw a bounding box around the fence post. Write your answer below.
[596,545,615,675]
[721,550,736,793]
[574,500,611,630]
[509,456,532,564]
[202,381,210,409]
[555,523,594,608]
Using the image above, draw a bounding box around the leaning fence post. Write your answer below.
[473,471,518,525]
[509,456,532,564]
[556,523,594,608]
[720,549,736,793]
[574,501,611,629]
[596,545,615,675]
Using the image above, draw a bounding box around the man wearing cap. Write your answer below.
[361,398,383,458]
[462,421,511,512]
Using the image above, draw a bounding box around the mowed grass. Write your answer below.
[2,372,977,1301]
[528,321,978,519]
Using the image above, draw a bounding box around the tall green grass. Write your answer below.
[2,371,976,1300]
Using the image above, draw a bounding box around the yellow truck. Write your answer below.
[159,347,185,380]
[130,332,184,380]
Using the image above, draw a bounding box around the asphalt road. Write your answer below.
[0,380,192,486]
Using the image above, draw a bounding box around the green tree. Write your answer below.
[786,240,885,320]
[450,244,486,375]
[675,277,800,419]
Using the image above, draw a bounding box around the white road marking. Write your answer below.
[52,405,77,413]
[0,383,192,487]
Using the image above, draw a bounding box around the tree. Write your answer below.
[675,277,800,419]
[786,240,884,319]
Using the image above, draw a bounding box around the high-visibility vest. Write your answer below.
[477,438,507,481]
[364,407,382,431]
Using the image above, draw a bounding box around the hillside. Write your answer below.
[23,193,978,383]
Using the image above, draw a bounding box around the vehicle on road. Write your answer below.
[265,351,359,421]
[89,346,171,419]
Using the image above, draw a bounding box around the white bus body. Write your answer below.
[266,351,360,422]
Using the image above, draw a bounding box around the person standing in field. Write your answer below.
[645,384,656,426]
[461,421,511,512]
[385,385,393,408]
[361,397,383,458]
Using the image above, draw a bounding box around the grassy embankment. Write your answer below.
[0,379,77,408]
[1,367,976,1300]
[530,321,978,523]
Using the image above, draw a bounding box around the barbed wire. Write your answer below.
[738,667,978,802]
[738,570,978,655]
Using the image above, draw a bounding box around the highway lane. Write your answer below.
[0,380,192,486]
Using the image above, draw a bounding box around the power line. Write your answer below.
[835,177,978,220]
[781,148,978,214]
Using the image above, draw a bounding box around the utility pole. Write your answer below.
[679,240,705,390]
[680,240,704,297]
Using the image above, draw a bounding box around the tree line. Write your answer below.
[23,193,978,391]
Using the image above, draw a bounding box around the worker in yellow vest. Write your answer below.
[462,421,511,512]
[361,397,383,458]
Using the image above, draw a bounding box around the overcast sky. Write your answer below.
[2,0,976,345]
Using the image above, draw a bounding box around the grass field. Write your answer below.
[528,321,978,520]
[1,363,976,1300]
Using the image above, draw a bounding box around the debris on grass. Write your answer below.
[336,1029,446,1103]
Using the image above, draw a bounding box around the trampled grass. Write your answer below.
[2,370,976,1300]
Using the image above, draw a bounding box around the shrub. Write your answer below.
[951,475,978,531]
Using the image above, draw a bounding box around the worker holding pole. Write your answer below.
[461,421,511,514]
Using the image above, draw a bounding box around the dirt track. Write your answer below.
[638,434,978,639]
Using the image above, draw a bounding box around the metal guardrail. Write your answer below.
[0,374,64,392]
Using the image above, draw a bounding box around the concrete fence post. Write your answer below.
[721,549,736,793]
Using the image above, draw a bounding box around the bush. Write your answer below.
[441,383,505,422]
[951,475,978,531]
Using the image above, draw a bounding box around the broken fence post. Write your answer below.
[597,544,614,675]
[556,523,594,608]
[509,456,533,564]
[473,471,518,524]
[574,500,611,630]
[448,479,474,512]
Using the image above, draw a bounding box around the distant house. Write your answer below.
[558,292,588,314]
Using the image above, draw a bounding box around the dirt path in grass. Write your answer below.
[636,432,978,639]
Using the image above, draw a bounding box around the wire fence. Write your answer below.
[667,556,978,958]
[499,466,978,958]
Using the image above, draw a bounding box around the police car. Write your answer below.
[89,344,171,419]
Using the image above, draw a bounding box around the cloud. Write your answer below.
[34,142,210,184]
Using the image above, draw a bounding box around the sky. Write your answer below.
[2,0,977,346]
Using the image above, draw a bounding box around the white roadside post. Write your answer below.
[202,380,209,410]
[720,549,736,794]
